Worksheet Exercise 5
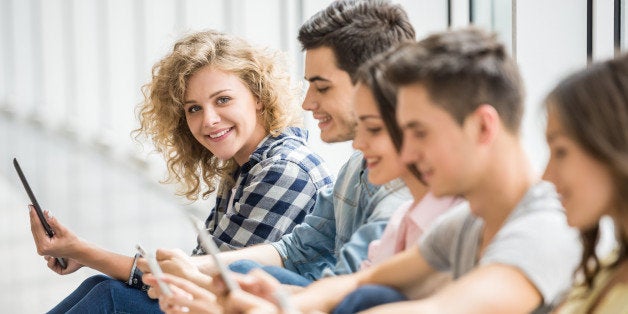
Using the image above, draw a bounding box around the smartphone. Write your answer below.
[135,244,173,297]
[13,158,67,269]
[187,214,240,292]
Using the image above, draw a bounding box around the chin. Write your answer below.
[322,129,354,144]
[212,152,235,162]
[567,215,598,231]
[432,187,461,200]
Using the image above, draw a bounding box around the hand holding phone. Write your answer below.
[136,244,173,297]
[187,214,240,293]
[13,158,67,269]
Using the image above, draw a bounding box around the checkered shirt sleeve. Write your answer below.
[192,157,329,253]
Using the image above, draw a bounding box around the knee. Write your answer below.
[91,278,126,294]
[228,259,263,274]
[77,275,111,290]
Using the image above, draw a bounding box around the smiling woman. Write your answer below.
[182,66,267,166]
[29,30,334,313]
[544,53,628,314]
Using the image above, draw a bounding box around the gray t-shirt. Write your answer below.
[419,181,581,313]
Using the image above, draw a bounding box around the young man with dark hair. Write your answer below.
[288,27,582,314]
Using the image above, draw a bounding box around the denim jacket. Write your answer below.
[271,151,411,280]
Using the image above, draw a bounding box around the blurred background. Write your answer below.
[0,0,624,312]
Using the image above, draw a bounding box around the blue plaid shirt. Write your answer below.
[192,127,334,253]
[127,128,332,290]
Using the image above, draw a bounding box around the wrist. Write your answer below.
[65,237,89,259]
[196,255,217,276]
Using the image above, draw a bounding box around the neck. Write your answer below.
[401,172,429,202]
[465,137,536,234]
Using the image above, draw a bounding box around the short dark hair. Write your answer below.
[298,0,415,83]
[384,27,524,133]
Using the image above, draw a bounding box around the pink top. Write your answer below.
[361,192,463,269]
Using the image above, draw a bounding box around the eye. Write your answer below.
[316,86,330,93]
[366,127,383,134]
[414,130,427,139]
[186,105,202,114]
[552,147,568,159]
[216,96,231,105]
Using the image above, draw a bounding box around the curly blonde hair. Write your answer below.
[136,30,302,200]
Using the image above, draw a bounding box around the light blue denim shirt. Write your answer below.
[271,151,411,280]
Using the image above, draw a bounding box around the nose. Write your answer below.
[542,158,554,183]
[202,106,221,127]
[302,86,319,111]
[400,140,419,166]
[352,130,366,151]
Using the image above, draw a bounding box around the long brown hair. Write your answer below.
[354,48,423,183]
[546,53,628,288]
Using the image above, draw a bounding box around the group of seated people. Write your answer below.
[26,0,628,313]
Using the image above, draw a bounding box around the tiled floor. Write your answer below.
[0,113,210,313]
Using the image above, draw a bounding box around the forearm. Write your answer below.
[196,244,283,276]
[292,273,362,313]
[72,241,134,281]
[361,248,434,294]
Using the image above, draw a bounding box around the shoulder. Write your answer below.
[598,276,628,313]
[249,128,333,185]
[330,151,366,192]
[336,151,366,178]
[427,201,475,233]
[559,265,628,314]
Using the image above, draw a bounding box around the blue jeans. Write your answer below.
[332,284,407,314]
[228,260,312,287]
[48,275,160,314]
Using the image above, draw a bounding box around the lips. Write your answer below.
[318,116,331,123]
[205,127,233,141]
[365,157,380,168]
[420,167,433,182]
[313,113,331,123]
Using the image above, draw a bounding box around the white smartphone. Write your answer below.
[135,244,173,297]
[187,214,240,292]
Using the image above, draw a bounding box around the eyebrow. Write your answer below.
[358,115,382,121]
[400,120,422,131]
[546,130,565,143]
[184,89,230,105]
[304,75,330,83]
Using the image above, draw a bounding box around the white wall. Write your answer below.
[4,0,618,176]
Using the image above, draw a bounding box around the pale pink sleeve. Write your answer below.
[361,201,412,269]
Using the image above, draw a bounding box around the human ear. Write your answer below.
[473,104,499,145]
